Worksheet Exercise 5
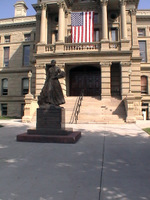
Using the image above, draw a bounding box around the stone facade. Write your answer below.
[0,0,150,121]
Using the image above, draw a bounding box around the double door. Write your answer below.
[70,66,101,96]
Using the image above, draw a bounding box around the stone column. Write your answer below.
[58,2,65,42]
[101,0,108,40]
[120,62,131,98]
[130,9,140,57]
[101,62,111,99]
[40,3,47,43]
[120,0,127,40]
[100,0,109,50]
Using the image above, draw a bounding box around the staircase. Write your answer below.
[32,96,126,124]
[63,96,126,124]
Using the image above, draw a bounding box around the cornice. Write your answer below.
[0,21,36,29]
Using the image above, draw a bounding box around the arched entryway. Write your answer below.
[69,66,101,96]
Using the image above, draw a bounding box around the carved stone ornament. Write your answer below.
[100,62,112,67]
[40,3,47,10]
[100,0,108,6]
[119,0,127,6]
[58,1,66,11]
[120,61,131,66]
[130,8,137,16]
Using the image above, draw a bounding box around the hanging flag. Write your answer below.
[71,11,94,43]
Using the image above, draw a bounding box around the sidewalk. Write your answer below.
[0,120,150,200]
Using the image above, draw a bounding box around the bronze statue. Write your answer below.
[38,60,65,107]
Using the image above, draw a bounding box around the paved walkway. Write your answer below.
[0,120,150,200]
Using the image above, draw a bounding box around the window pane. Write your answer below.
[23,45,30,66]
[111,29,118,41]
[4,47,10,67]
[2,79,8,95]
[141,76,148,94]
[138,29,145,37]
[94,29,99,42]
[139,41,146,62]
[22,78,29,95]
[5,35,10,43]
[94,13,98,24]
[1,104,7,116]
[24,34,31,41]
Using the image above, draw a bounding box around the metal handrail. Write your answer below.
[69,90,84,124]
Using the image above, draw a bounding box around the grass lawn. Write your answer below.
[143,128,150,135]
[0,116,18,120]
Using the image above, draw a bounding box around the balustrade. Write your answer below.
[39,41,122,53]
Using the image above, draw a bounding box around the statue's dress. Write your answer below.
[39,66,65,106]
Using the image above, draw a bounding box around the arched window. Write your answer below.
[22,78,29,95]
[141,76,148,94]
[2,78,8,95]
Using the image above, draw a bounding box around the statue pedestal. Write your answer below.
[17,106,81,144]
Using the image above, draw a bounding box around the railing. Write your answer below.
[69,90,84,124]
[64,42,100,51]
[109,41,121,50]
[45,44,55,52]
[42,41,122,53]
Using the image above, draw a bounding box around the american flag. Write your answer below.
[71,11,94,43]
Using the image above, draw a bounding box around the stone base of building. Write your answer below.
[17,106,81,144]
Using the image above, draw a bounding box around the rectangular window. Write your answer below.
[2,79,8,95]
[111,28,118,41]
[54,31,58,42]
[23,45,30,66]
[4,47,10,67]
[138,28,145,37]
[5,35,10,43]
[139,41,147,62]
[1,104,7,116]
[94,29,99,42]
[94,13,98,24]
[22,78,29,95]
[24,33,31,41]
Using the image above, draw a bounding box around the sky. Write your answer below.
[0,0,149,19]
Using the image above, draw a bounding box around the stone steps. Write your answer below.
[31,96,126,124]
[77,96,126,124]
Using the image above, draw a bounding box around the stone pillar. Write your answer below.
[130,9,140,57]
[120,0,127,40]
[58,2,65,42]
[40,3,47,44]
[120,62,131,98]
[101,0,108,40]
[100,0,109,50]
[101,62,111,99]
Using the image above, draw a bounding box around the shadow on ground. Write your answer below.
[0,123,149,200]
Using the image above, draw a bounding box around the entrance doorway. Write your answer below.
[111,63,121,97]
[70,66,101,96]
